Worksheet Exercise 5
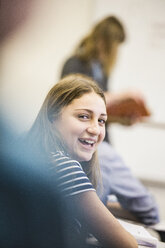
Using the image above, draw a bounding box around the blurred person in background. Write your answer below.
[61,16,151,139]
[60,16,159,225]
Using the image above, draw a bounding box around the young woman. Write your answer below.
[26,74,137,248]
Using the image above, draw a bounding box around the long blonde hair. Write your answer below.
[75,16,125,75]
[26,74,106,188]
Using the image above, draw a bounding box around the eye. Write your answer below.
[78,114,89,120]
[98,118,106,125]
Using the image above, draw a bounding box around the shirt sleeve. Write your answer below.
[51,152,95,197]
[97,141,160,225]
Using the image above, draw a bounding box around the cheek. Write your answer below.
[100,128,105,142]
[68,120,84,135]
[63,121,81,142]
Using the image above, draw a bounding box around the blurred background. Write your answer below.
[1,0,165,221]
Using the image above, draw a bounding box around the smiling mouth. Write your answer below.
[78,139,95,147]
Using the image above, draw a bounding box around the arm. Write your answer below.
[53,152,136,247]
[104,90,151,126]
[97,142,160,225]
[70,191,138,248]
[106,201,139,222]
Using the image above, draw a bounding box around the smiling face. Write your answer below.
[54,92,107,162]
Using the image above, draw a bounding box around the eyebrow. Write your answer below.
[74,108,107,117]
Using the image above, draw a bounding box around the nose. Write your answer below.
[86,122,100,136]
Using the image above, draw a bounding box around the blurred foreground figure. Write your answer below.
[0,121,70,248]
[0,1,78,247]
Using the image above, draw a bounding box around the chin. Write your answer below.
[78,154,93,162]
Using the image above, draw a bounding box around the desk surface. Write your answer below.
[87,236,165,248]
[140,241,165,248]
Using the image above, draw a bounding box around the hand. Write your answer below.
[105,90,151,125]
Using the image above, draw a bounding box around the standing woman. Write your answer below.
[61,16,150,141]
[26,74,137,248]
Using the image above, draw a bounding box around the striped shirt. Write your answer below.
[50,151,95,197]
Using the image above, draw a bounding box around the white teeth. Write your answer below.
[82,139,94,144]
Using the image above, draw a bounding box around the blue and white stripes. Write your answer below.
[51,151,95,197]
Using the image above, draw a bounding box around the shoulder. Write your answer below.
[51,151,84,180]
[61,56,91,78]
[63,56,83,66]
[51,151,95,197]
[51,151,82,169]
